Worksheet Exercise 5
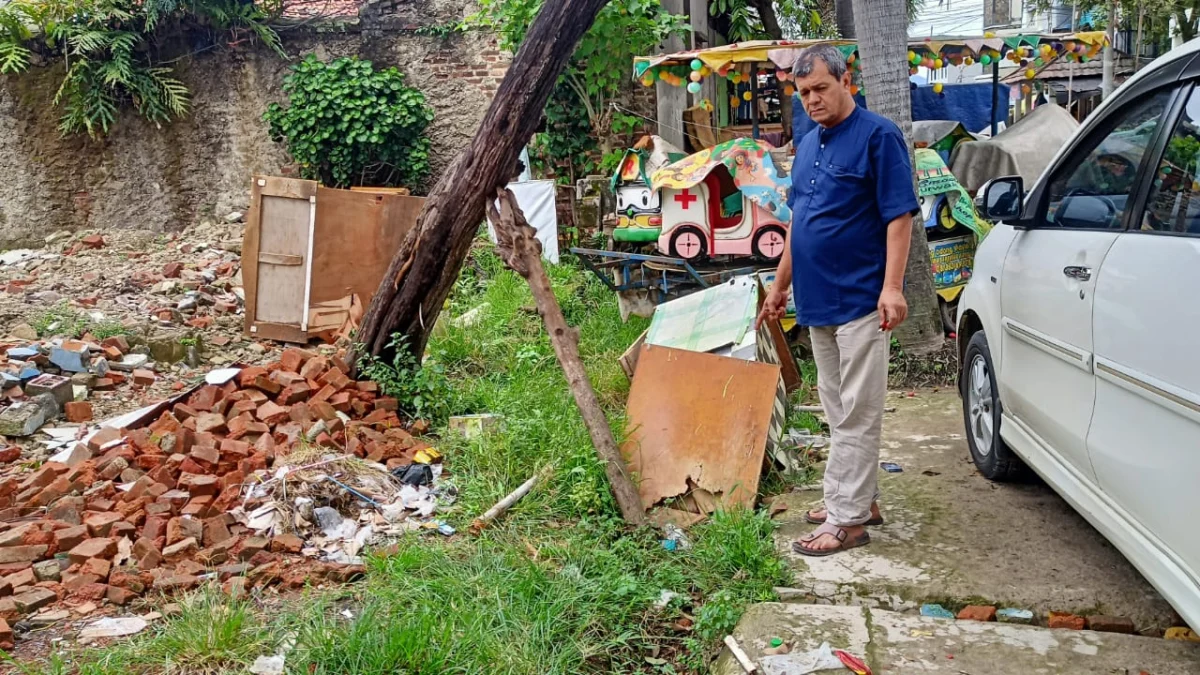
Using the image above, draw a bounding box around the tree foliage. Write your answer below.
[264,55,434,189]
[0,0,283,136]
[1029,0,1199,44]
[472,0,688,178]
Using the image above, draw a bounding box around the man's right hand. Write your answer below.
[754,287,788,329]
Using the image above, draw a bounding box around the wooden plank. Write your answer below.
[254,194,311,325]
[248,321,310,344]
[349,186,411,195]
[259,176,317,200]
[257,253,303,266]
[622,344,778,510]
[310,187,423,306]
[241,177,265,337]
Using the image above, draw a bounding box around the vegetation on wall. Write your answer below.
[263,55,435,190]
[472,0,688,181]
[0,0,283,136]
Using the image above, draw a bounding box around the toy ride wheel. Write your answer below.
[669,227,708,260]
[752,225,787,261]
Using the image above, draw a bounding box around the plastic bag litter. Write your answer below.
[760,641,845,674]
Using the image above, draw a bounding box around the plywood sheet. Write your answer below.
[622,344,779,510]
[311,188,423,307]
[254,195,311,325]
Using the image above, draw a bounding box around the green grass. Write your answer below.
[17,244,795,674]
[30,301,128,340]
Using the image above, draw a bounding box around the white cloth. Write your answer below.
[810,310,889,527]
[487,179,559,264]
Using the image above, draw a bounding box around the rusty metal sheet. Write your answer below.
[622,344,779,511]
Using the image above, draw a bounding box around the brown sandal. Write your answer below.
[792,523,870,557]
[804,509,884,526]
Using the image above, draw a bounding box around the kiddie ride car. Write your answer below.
[612,138,792,262]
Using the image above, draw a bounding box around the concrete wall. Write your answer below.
[0,0,508,248]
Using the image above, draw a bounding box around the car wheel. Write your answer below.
[961,331,1025,481]
[752,225,787,261]
[669,227,707,260]
[939,298,957,336]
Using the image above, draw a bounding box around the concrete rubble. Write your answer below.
[0,345,451,650]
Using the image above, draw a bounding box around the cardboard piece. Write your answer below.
[622,344,778,512]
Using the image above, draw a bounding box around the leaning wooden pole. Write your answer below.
[351,0,614,372]
[487,189,646,526]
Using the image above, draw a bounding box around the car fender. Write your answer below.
[957,223,1019,393]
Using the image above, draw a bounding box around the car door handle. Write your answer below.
[1063,266,1092,281]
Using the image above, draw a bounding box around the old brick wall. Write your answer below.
[0,0,509,248]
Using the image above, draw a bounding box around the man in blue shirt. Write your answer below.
[756,44,919,557]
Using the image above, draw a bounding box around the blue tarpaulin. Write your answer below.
[792,82,1009,137]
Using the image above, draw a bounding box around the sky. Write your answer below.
[909,0,988,38]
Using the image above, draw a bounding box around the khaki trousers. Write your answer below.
[809,310,889,527]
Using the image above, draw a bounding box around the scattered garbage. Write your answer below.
[724,635,759,674]
[447,413,504,439]
[393,463,433,486]
[1165,627,1200,642]
[661,524,692,551]
[834,649,872,675]
[787,430,829,449]
[78,616,148,642]
[879,462,903,473]
[653,590,680,610]
[760,641,844,674]
[996,607,1034,624]
[920,603,956,619]
[249,654,286,675]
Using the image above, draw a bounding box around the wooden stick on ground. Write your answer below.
[487,188,647,526]
[470,467,550,535]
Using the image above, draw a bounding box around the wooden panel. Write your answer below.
[310,187,423,306]
[258,253,303,266]
[254,194,311,325]
[249,321,311,344]
[622,344,778,511]
[242,176,318,337]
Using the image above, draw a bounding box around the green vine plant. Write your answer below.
[0,0,284,136]
[263,55,434,189]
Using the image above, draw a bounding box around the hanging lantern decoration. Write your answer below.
[742,90,753,102]
[909,66,918,75]
[980,53,992,66]
[689,70,702,83]
[907,50,919,65]
[641,75,654,87]
[934,57,944,69]
[690,58,703,71]
[847,53,857,65]
[687,81,701,94]
[933,82,944,94]
[1025,68,1036,79]
[850,84,860,95]
[1021,84,1032,96]
[730,95,740,108]
[984,31,995,38]
[783,84,794,96]
[964,55,975,66]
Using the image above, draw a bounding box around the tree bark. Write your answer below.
[1102,2,1117,99]
[851,0,944,355]
[835,0,855,38]
[487,188,647,526]
[351,0,612,369]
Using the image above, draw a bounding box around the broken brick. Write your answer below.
[256,401,289,425]
[68,539,116,565]
[106,585,139,605]
[270,533,304,554]
[64,401,94,423]
[957,605,997,622]
[132,369,156,386]
[1048,612,1086,630]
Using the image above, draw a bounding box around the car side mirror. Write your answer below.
[975,176,1024,222]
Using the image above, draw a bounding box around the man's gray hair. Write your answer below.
[792,44,848,80]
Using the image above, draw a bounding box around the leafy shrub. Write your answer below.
[359,334,453,423]
[264,55,434,189]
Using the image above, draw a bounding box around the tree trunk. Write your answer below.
[487,189,647,526]
[1102,2,1117,99]
[851,0,943,355]
[351,0,612,369]
[748,0,792,138]
[835,0,855,38]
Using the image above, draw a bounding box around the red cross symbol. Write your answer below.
[674,189,697,209]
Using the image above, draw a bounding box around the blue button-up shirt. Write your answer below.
[788,107,919,327]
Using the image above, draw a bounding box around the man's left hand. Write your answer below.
[878,287,907,330]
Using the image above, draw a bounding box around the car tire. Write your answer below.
[961,331,1026,481]
[752,225,788,261]
[669,227,708,260]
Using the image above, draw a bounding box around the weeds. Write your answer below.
[30,301,128,340]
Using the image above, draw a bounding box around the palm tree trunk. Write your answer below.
[747,0,792,138]
[851,0,943,355]
[836,0,855,38]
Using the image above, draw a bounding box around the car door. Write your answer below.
[999,90,1173,483]
[1088,81,1200,585]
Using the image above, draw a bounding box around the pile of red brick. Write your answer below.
[0,347,432,643]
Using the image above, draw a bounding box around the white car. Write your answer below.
[959,38,1200,630]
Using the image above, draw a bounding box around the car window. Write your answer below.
[1142,86,1200,235]
[1043,91,1171,230]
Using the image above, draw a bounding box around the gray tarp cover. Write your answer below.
[949,103,1079,193]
